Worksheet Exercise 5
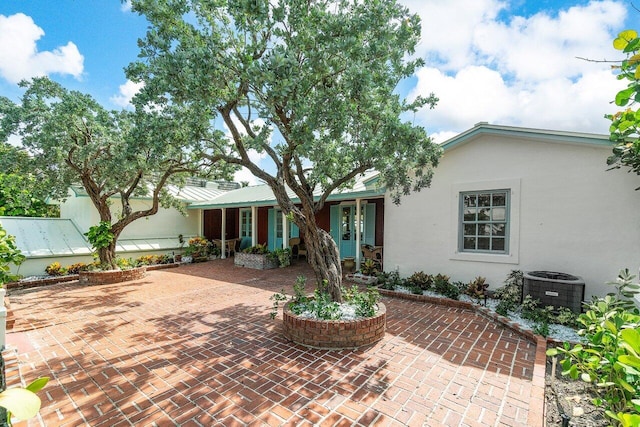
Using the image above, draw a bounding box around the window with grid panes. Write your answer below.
[459,190,509,253]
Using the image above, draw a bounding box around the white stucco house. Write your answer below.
[4,123,639,299]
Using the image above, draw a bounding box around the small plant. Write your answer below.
[270,276,380,320]
[407,271,432,290]
[114,257,134,270]
[432,274,459,299]
[65,262,89,274]
[0,376,49,426]
[547,268,640,424]
[185,236,211,258]
[493,270,523,306]
[45,262,67,276]
[465,276,489,303]
[360,259,378,276]
[271,248,292,268]
[0,224,26,285]
[242,244,269,254]
[135,255,156,266]
[410,285,423,295]
[377,270,406,290]
[85,221,114,251]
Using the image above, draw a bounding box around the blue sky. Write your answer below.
[0,0,635,182]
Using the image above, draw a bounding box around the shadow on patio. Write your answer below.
[5,259,544,426]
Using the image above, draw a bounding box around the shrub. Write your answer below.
[360,258,378,276]
[65,263,89,274]
[407,271,432,290]
[493,270,523,306]
[45,262,67,276]
[135,255,156,266]
[242,244,270,254]
[377,270,406,291]
[185,236,211,257]
[547,269,640,424]
[270,276,380,320]
[270,248,291,268]
[432,274,459,299]
[465,276,489,302]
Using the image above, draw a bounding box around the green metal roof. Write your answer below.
[441,122,612,151]
[188,170,384,209]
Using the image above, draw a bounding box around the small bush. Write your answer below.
[377,271,406,291]
[65,263,89,274]
[45,262,67,276]
[432,274,459,299]
[135,255,156,266]
[242,244,270,254]
[493,270,523,306]
[407,271,432,290]
[465,276,489,301]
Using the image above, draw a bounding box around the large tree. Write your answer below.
[128,0,441,302]
[0,142,58,217]
[0,77,224,269]
[607,29,640,180]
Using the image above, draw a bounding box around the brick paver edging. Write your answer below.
[283,302,386,349]
[378,288,548,427]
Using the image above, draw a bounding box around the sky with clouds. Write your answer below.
[0,0,634,183]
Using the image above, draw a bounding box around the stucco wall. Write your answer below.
[60,196,200,239]
[384,135,640,300]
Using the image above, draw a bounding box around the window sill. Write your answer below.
[450,251,519,264]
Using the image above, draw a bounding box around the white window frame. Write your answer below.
[450,179,520,264]
[240,208,252,238]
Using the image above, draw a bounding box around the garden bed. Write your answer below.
[283,302,386,349]
[234,252,278,270]
[79,266,147,285]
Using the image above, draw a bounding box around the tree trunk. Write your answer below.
[97,241,117,270]
[303,220,343,303]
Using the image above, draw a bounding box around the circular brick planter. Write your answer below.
[79,266,147,285]
[283,302,386,349]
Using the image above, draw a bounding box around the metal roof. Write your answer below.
[1,217,93,258]
[441,122,612,151]
[1,217,184,259]
[188,170,384,209]
[69,182,230,203]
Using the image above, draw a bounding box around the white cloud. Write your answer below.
[0,13,84,84]
[110,79,144,108]
[402,0,629,135]
[121,1,132,12]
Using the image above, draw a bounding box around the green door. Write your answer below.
[330,203,376,259]
[268,208,299,250]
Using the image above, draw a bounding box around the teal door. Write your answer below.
[268,208,299,250]
[330,203,376,259]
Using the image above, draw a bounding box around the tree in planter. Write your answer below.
[0,77,230,270]
[128,0,441,302]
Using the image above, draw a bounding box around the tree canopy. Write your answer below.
[607,29,640,182]
[0,142,58,217]
[0,77,223,269]
[128,0,441,300]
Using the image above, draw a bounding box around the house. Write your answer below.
[2,180,237,276]
[383,123,640,300]
[5,123,639,300]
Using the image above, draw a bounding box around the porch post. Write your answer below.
[355,198,362,271]
[221,208,227,259]
[282,211,289,248]
[251,206,258,247]
[197,209,203,237]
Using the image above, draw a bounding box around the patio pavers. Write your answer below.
[5,259,544,426]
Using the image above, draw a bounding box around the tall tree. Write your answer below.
[128,0,441,302]
[607,29,640,181]
[0,142,58,217]
[0,77,224,269]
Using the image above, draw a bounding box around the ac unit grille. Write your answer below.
[523,271,585,314]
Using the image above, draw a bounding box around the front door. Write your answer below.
[330,203,376,259]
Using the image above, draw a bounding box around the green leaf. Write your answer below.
[614,30,638,50]
[0,388,41,420]
[25,377,49,393]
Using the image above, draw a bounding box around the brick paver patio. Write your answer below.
[5,259,545,426]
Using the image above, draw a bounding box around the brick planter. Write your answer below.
[234,253,278,270]
[79,266,147,285]
[283,302,386,349]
